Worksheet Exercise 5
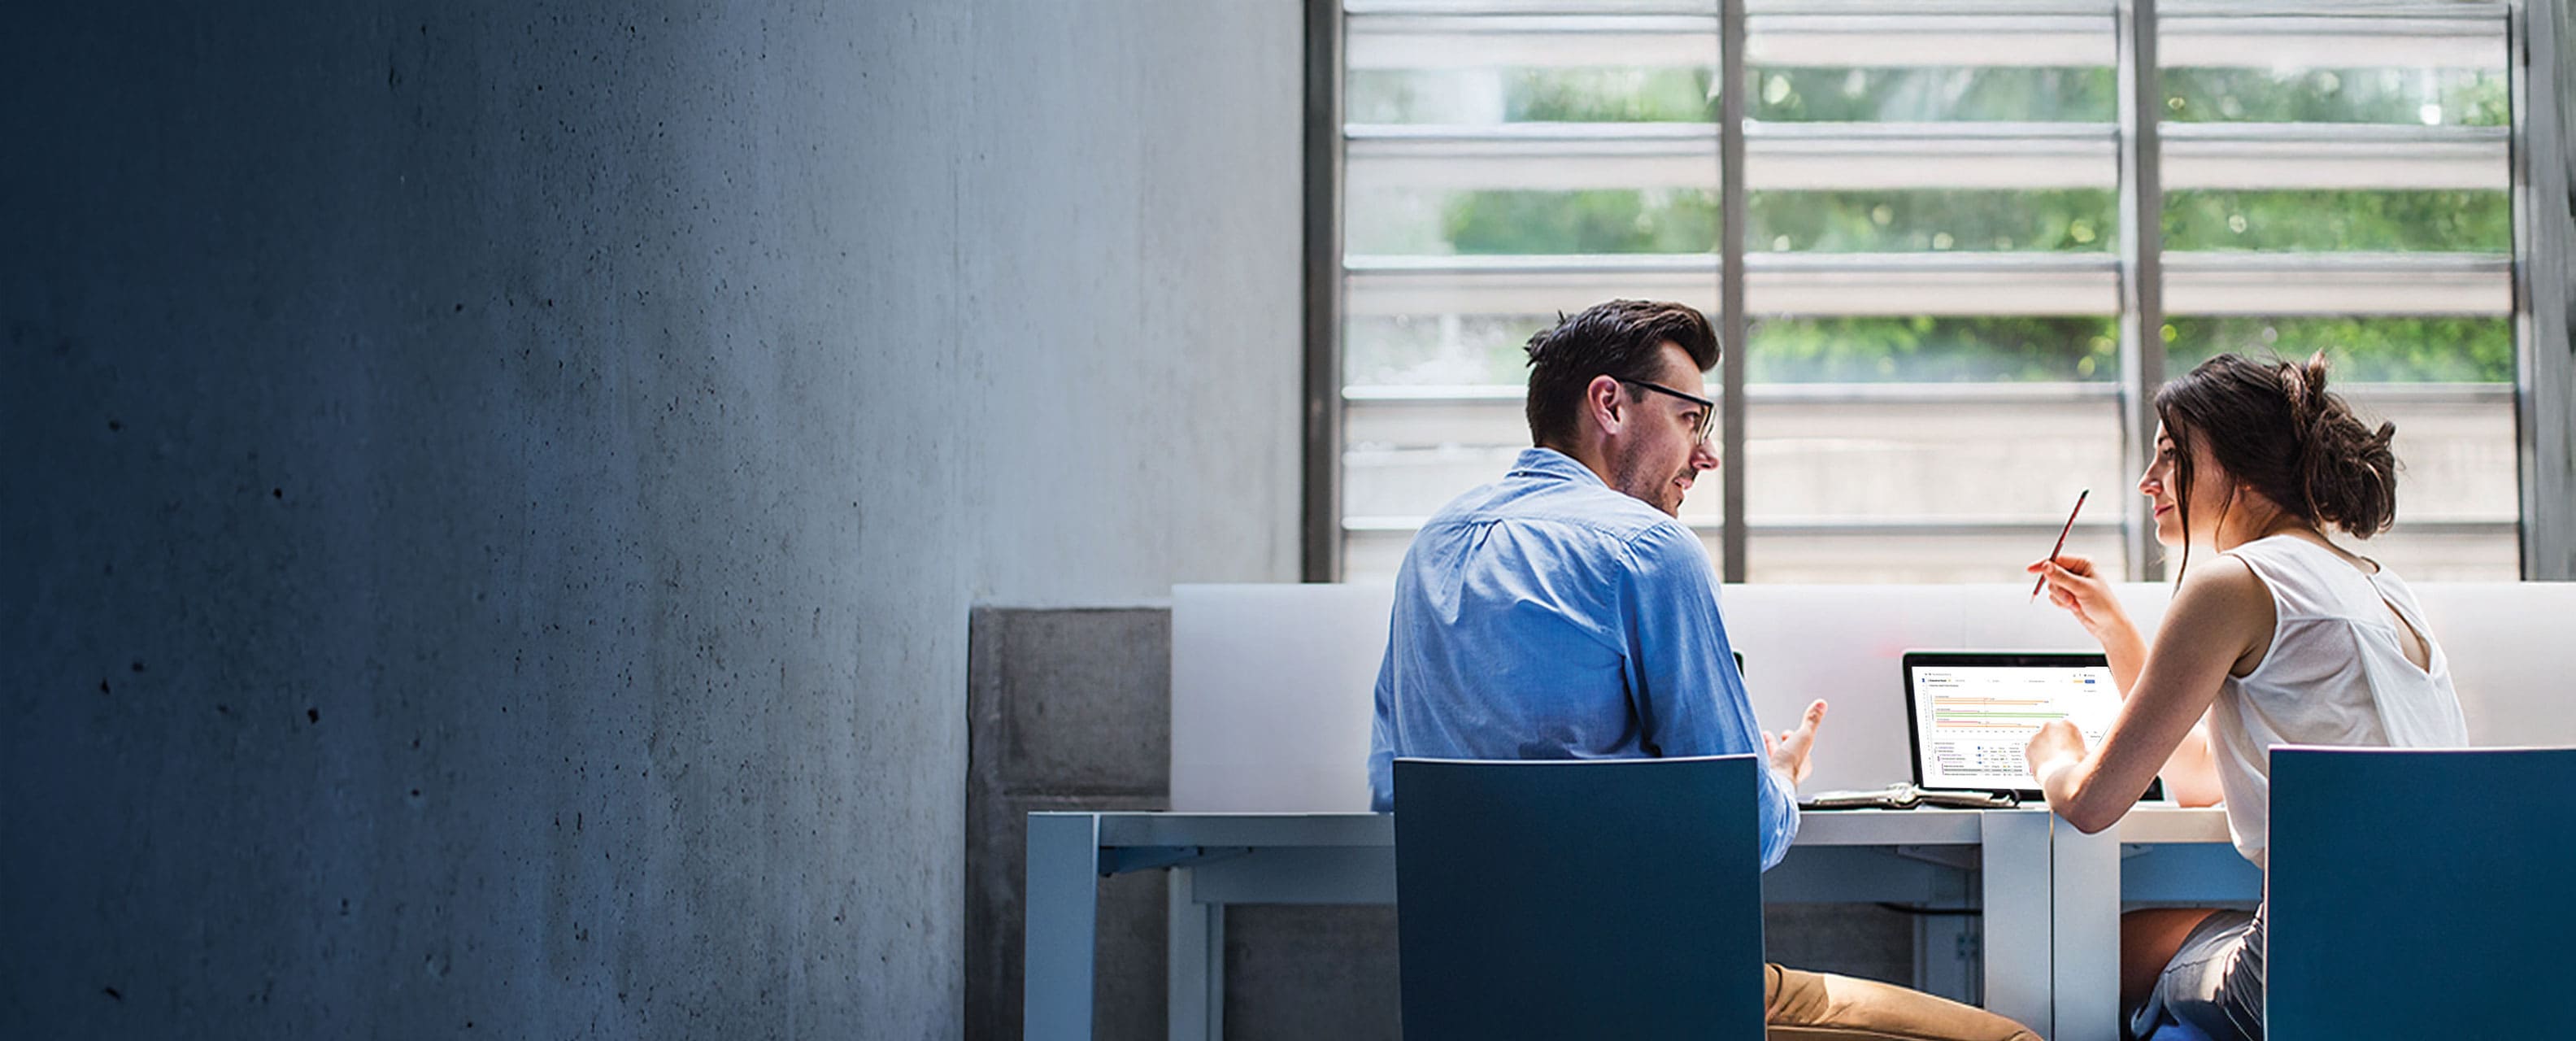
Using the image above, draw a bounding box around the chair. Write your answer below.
[2137,1017,2217,1041]
[2267,745,2576,1040]
[1391,755,1765,1039]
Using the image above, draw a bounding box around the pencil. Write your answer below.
[2030,489,2089,602]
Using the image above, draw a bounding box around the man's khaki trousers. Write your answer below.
[1765,963,2045,1041]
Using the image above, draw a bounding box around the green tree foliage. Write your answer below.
[1442,189,1719,254]
[1751,317,2119,382]
[1510,68,1717,123]
[1357,65,2508,127]
[2165,317,2513,382]
[1507,67,2121,123]
[1436,188,2505,256]
[1752,190,2112,252]
[2162,68,2508,125]
[1751,68,2113,122]
[2164,189,2509,252]
[1351,314,2509,385]
[1361,63,2519,387]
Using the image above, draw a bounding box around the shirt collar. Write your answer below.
[1507,446,1608,489]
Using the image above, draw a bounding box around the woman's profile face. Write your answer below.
[2138,421,2234,547]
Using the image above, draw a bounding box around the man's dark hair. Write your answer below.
[1522,299,1721,448]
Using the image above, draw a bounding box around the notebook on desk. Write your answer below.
[1800,650,2157,810]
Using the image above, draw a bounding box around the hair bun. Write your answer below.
[2281,352,2333,429]
[2282,353,2398,538]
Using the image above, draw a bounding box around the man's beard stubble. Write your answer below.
[1610,450,1690,518]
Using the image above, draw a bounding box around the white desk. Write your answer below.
[2047,807,2261,1041]
[1149,581,2556,1037]
[1024,808,2208,1041]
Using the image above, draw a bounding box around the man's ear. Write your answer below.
[1584,374,1625,435]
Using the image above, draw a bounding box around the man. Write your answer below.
[1366,300,2043,1041]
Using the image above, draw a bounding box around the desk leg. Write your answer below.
[1167,868,1225,1041]
[1982,810,2054,1039]
[1026,813,1102,1041]
[2051,824,2122,1041]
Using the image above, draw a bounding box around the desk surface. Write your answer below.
[1035,805,2242,1041]
[1080,804,2231,853]
[2114,804,2234,843]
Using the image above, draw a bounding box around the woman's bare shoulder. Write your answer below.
[2173,553,2274,632]
[2181,551,2264,598]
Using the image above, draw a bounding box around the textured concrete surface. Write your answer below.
[1,2,1299,1038]
[1764,904,1921,989]
[966,608,1173,1041]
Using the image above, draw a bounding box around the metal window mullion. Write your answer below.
[1721,0,1750,583]
[2514,0,2576,579]
[1305,0,1346,582]
[2117,0,2165,581]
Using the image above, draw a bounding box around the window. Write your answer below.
[1323,0,2557,584]
[2156,5,2518,579]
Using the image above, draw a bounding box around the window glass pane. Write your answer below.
[1341,10,1725,579]
[1739,390,2130,581]
[1349,314,1551,386]
[1741,14,2120,582]
[1351,67,1717,125]
[1513,68,1717,123]
[1750,529,2129,585]
[1338,5,2528,583]
[1751,68,2113,123]
[2157,12,2517,578]
[1753,190,2114,254]
[2162,67,2507,127]
[1354,188,1718,255]
[2163,316,2513,384]
[2163,189,2509,253]
[1752,316,2118,383]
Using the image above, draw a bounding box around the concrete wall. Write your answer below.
[966,607,1174,1040]
[1,2,1299,1037]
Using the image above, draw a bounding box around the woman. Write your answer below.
[2021,352,2468,1041]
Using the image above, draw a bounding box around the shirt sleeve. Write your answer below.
[1619,520,1800,870]
[1366,623,1398,812]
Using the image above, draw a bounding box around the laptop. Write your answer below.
[1901,650,2160,804]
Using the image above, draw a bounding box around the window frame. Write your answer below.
[1303,0,2576,582]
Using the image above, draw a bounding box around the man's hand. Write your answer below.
[1761,699,1829,787]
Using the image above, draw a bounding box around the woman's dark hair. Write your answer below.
[2156,351,2399,577]
[1522,300,1720,448]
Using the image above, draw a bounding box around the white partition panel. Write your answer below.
[1172,584,1395,812]
[2404,584,2576,748]
[1171,581,2576,812]
[1714,583,2173,795]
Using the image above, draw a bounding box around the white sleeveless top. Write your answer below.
[2206,535,2469,869]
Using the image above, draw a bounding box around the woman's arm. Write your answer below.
[2030,552,2231,807]
[2030,554,2147,690]
[2030,556,2272,832]
[2158,717,2226,807]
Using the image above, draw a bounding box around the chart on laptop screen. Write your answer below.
[1912,664,2119,789]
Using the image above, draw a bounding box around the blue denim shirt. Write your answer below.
[1365,447,1799,869]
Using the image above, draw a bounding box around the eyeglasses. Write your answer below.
[1619,378,1718,448]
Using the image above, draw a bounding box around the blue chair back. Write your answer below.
[1392,755,1764,1039]
[2269,745,2576,1040]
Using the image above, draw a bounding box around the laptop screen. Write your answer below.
[1903,651,2121,797]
